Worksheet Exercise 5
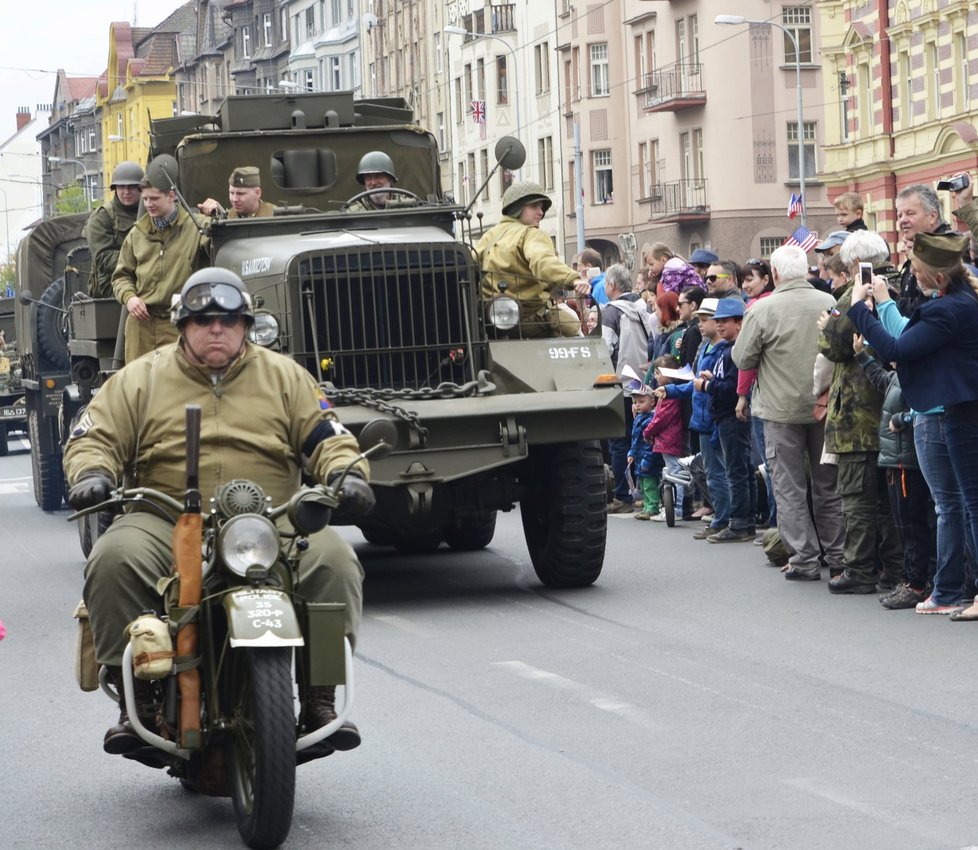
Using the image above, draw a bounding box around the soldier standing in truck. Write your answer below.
[84,161,144,298]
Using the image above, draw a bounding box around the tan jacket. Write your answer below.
[63,342,366,505]
[111,207,211,311]
[229,201,276,219]
[475,217,579,312]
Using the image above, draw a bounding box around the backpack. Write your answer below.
[761,527,789,567]
[607,298,652,377]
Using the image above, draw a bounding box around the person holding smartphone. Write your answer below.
[817,230,905,594]
[947,173,978,266]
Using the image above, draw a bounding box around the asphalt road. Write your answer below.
[2,437,978,850]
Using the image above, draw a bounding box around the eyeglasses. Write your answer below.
[183,281,247,314]
[746,258,766,267]
[190,314,241,327]
[705,274,731,283]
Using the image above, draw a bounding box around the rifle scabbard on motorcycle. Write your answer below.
[71,406,391,849]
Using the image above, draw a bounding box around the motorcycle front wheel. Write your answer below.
[227,648,296,849]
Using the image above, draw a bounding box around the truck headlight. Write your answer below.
[248,312,280,347]
[486,295,521,330]
[217,515,280,577]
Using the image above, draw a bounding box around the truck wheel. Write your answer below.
[37,278,70,371]
[444,511,497,551]
[521,441,606,588]
[392,531,443,554]
[0,423,7,457]
[28,407,65,511]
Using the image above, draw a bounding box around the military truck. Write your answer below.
[0,294,26,455]
[17,92,624,587]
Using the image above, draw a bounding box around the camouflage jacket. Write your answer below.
[84,195,139,298]
[818,266,899,453]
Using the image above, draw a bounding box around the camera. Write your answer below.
[859,262,873,286]
[937,173,970,192]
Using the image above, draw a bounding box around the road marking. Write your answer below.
[369,613,439,638]
[492,660,654,728]
[0,479,30,494]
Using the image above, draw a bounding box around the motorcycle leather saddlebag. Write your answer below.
[73,600,99,692]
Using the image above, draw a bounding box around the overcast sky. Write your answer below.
[0,0,189,143]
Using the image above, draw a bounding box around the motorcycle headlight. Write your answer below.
[217,515,280,577]
[248,312,280,347]
[486,295,520,330]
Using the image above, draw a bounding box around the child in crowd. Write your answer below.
[823,253,850,292]
[644,354,686,521]
[833,191,867,232]
[696,298,754,542]
[627,383,661,520]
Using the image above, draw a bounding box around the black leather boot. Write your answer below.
[297,685,361,765]
[103,666,159,755]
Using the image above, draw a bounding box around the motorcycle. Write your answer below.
[70,406,392,849]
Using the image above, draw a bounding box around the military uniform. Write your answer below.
[84,195,139,298]
[228,200,276,218]
[111,207,210,362]
[63,340,367,666]
[345,195,387,214]
[819,273,903,587]
[476,217,581,337]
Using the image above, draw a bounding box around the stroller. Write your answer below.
[660,455,694,527]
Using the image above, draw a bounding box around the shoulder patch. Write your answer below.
[69,411,95,441]
[316,387,331,410]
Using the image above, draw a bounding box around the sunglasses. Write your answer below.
[746,258,766,266]
[191,314,241,327]
[705,273,731,283]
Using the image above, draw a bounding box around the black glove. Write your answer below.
[328,471,376,520]
[68,471,114,509]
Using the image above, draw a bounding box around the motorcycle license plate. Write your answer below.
[0,405,25,420]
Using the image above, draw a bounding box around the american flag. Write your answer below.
[471,99,486,124]
[787,192,804,219]
[783,225,819,253]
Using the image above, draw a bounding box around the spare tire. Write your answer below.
[37,277,70,370]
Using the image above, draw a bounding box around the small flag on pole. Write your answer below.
[787,193,804,219]
[471,100,486,124]
[783,225,820,253]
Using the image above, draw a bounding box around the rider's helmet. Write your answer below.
[109,161,145,189]
[356,151,397,185]
[501,181,552,217]
[171,267,255,327]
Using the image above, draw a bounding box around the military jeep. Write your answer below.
[21,92,625,587]
[0,294,26,455]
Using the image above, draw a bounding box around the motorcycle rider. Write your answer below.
[84,161,144,298]
[63,268,375,763]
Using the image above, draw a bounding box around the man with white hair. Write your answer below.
[732,245,844,582]
[817,231,904,594]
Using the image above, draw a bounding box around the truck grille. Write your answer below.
[290,243,482,390]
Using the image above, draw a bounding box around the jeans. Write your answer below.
[944,405,978,597]
[716,416,753,531]
[700,430,729,530]
[914,414,967,605]
[662,454,686,511]
[610,397,635,503]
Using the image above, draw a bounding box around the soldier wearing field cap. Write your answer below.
[198,166,276,219]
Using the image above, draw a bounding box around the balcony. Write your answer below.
[641,63,706,112]
[647,180,710,223]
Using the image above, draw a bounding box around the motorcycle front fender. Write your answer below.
[223,587,305,648]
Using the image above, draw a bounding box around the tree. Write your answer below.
[55,185,91,215]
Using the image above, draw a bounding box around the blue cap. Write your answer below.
[814,231,850,253]
[689,248,719,265]
[713,298,745,320]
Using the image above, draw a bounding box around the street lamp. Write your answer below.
[48,156,91,207]
[444,25,521,144]
[0,185,10,263]
[715,14,807,228]
[108,134,150,150]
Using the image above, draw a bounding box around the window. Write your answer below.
[782,7,813,64]
[477,58,485,101]
[902,52,913,128]
[437,112,446,151]
[958,32,971,111]
[759,237,782,257]
[679,131,691,180]
[304,69,315,91]
[930,42,941,118]
[590,43,609,96]
[241,26,251,58]
[859,62,872,134]
[458,161,467,203]
[567,162,576,209]
[263,13,272,47]
[480,149,490,200]
[496,56,508,104]
[787,121,816,181]
[435,33,443,74]
[839,70,850,140]
[350,51,360,90]
[87,126,96,151]
[692,128,704,182]
[331,57,342,90]
[454,77,463,122]
[464,63,473,107]
[534,42,551,95]
[537,136,554,190]
[330,0,340,26]
[593,149,613,203]
[305,7,315,39]
[117,112,123,135]
[280,8,288,42]
[689,15,699,65]
[467,153,476,202]
[676,18,686,65]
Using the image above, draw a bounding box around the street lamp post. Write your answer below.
[108,134,151,152]
[715,14,807,229]
[0,185,10,265]
[48,156,91,208]
[444,25,521,144]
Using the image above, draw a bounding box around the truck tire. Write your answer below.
[520,441,607,588]
[28,407,65,511]
[444,510,497,551]
[392,531,443,554]
[37,278,71,371]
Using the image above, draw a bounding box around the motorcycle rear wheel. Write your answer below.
[227,648,296,850]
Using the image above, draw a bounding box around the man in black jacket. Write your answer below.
[895,183,953,316]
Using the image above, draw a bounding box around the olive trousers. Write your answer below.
[124,315,180,363]
[84,512,365,666]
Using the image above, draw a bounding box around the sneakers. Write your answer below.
[607,499,636,514]
[879,584,927,610]
[693,525,723,540]
[650,511,667,522]
[634,511,652,521]
[828,572,877,595]
[707,527,754,543]
[915,596,966,615]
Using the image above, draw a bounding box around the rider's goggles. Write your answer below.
[182,281,247,314]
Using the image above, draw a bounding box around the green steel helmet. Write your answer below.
[171,267,254,327]
[501,181,552,217]
[109,160,145,189]
[356,151,397,184]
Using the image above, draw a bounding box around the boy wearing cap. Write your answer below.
[696,298,754,542]
[198,167,276,219]
[627,383,660,520]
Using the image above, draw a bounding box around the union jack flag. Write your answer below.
[783,225,820,253]
[471,100,486,124]
[787,192,804,219]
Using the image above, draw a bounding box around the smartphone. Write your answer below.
[859,262,873,286]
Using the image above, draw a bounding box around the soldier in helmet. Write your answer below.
[475,181,583,337]
[346,151,397,212]
[198,166,276,219]
[64,267,374,765]
[84,161,144,298]
[111,156,211,363]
